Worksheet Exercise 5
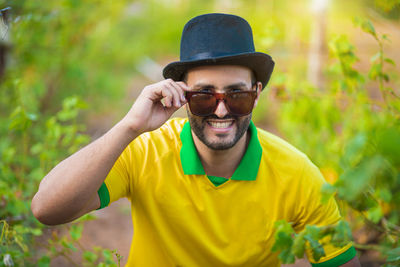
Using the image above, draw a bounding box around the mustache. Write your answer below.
[202,114,236,121]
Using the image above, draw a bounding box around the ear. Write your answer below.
[253,81,263,108]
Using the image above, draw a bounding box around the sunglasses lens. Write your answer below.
[186,91,256,116]
[226,92,256,115]
[189,93,217,116]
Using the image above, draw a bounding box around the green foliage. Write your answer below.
[272,220,353,264]
[386,247,400,261]
[0,0,398,265]
[0,91,121,265]
[371,0,400,20]
[271,220,296,263]
[374,0,400,12]
[35,223,122,267]
[275,14,400,266]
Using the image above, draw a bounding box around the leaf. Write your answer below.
[57,109,78,121]
[382,34,391,42]
[74,213,97,223]
[61,239,77,252]
[70,224,83,241]
[331,221,353,247]
[337,155,385,206]
[37,255,51,267]
[102,249,118,264]
[342,134,367,167]
[274,220,295,236]
[378,188,392,203]
[63,96,88,110]
[302,225,326,261]
[321,183,336,204]
[304,235,325,262]
[30,143,43,155]
[305,225,321,239]
[370,52,381,63]
[50,246,57,255]
[9,106,33,132]
[83,251,98,263]
[384,58,396,66]
[272,231,294,252]
[354,17,376,38]
[386,247,400,262]
[271,220,296,264]
[27,113,38,121]
[278,248,296,264]
[377,127,400,166]
[382,73,390,82]
[13,234,28,252]
[369,63,382,80]
[292,231,306,258]
[367,205,383,223]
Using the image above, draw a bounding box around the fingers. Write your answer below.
[142,79,189,109]
[168,80,189,105]
[176,81,190,102]
[161,79,189,108]
[164,83,181,108]
[128,79,189,134]
[143,79,189,108]
[176,81,190,91]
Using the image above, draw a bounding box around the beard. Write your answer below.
[187,110,252,150]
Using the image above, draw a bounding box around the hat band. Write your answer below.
[182,51,253,61]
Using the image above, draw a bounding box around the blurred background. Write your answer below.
[0,0,399,266]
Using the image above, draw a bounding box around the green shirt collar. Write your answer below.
[179,120,262,181]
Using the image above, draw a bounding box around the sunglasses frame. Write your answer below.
[185,89,258,117]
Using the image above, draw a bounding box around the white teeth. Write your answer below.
[208,121,233,128]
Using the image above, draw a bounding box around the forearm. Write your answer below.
[31,79,188,225]
[31,118,138,225]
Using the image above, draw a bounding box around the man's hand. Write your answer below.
[124,79,189,136]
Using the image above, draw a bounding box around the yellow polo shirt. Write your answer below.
[97,118,355,266]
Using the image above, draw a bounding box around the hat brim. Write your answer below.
[162,52,274,89]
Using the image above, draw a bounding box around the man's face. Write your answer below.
[185,65,260,150]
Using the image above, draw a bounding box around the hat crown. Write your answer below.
[180,13,255,61]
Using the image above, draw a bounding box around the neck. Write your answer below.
[192,130,250,178]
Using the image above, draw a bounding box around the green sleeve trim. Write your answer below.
[97,182,110,210]
[311,246,357,267]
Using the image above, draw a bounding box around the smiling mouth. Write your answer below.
[206,120,234,128]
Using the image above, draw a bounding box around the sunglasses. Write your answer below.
[185,89,258,117]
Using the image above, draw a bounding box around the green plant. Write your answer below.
[36,219,122,267]
[1,94,89,265]
[272,17,400,266]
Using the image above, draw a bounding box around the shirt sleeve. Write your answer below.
[97,140,138,209]
[294,157,356,266]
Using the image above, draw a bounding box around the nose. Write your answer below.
[214,100,229,118]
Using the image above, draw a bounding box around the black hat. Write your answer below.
[163,13,275,89]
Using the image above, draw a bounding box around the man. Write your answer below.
[32,13,360,266]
